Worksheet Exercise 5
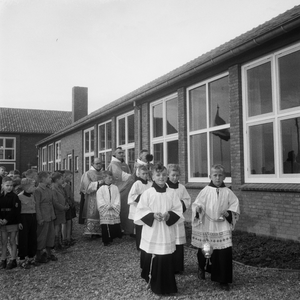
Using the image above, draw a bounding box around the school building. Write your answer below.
[36,6,300,241]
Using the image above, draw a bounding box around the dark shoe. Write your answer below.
[0,259,7,269]
[29,259,40,267]
[6,259,17,270]
[35,256,48,263]
[220,283,230,291]
[197,267,205,280]
[47,254,58,261]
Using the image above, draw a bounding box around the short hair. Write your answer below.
[51,172,63,183]
[2,176,13,184]
[102,170,113,178]
[138,165,148,172]
[139,149,148,157]
[21,178,35,189]
[25,169,37,179]
[167,164,181,175]
[37,171,49,182]
[211,164,226,174]
[0,166,6,171]
[151,163,167,174]
[12,177,21,187]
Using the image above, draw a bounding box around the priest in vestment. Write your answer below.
[107,147,134,235]
[80,158,104,237]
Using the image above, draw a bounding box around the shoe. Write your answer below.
[19,260,31,269]
[220,283,230,291]
[29,259,40,267]
[35,253,48,264]
[6,259,17,270]
[197,267,205,280]
[0,259,7,269]
[47,254,58,261]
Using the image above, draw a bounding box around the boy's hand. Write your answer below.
[154,212,163,222]
[19,223,23,230]
[162,212,170,222]
[221,210,229,217]
[2,219,8,225]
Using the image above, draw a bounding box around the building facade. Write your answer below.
[36,6,300,241]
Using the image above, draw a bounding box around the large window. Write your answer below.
[84,127,95,172]
[0,137,16,171]
[243,43,300,183]
[48,144,54,172]
[42,146,47,171]
[187,74,231,182]
[117,112,135,172]
[98,121,112,170]
[150,94,179,166]
[55,141,61,171]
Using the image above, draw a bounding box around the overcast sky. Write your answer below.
[1,0,299,114]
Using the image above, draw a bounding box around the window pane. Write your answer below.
[0,139,3,147]
[85,132,89,153]
[190,133,207,177]
[189,85,206,131]
[279,50,300,110]
[282,117,300,174]
[5,139,14,148]
[247,62,272,116]
[153,143,164,164]
[99,153,106,170]
[210,131,231,177]
[106,122,112,149]
[85,157,89,172]
[0,149,3,160]
[127,148,135,172]
[167,140,178,164]
[5,149,14,160]
[91,130,94,152]
[118,118,126,145]
[128,114,135,143]
[99,125,105,150]
[249,123,274,174]
[209,76,229,127]
[106,151,112,169]
[166,98,178,134]
[153,104,163,137]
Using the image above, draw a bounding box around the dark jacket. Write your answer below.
[0,191,22,225]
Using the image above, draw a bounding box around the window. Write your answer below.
[75,156,79,172]
[48,144,54,172]
[84,127,95,172]
[0,137,16,161]
[187,74,230,182]
[243,43,300,183]
[117,112,135,171]
[150,94,179,166]
[67,154,72,171]
[42,147,47,171]
[55,141,61,171]
[62,158,66,170]
[98,121,112,170]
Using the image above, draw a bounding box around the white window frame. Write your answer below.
[116,111,135,166]
[42,146,47,171]
[98,120,112,170]
[187,73,231,183]
[150,93,179,166]
[55,140,61,171]
[83,127,95,172]
[67,154,72,171]
[242,42,300,183]
[0,136,16,162]
[48,143,54,172]
[75,156,79,172]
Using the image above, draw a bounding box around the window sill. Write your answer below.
[241,183,300,193]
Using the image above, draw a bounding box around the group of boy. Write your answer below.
[0,168,76,270]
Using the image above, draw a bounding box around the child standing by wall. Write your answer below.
[128,165,152,250]
[34,171,57,263]
[166,164,191,274]
[62,170,76,247]
[51,172,69,251]
[192,164,240,291]
[134,163,183,295]
[0,176,22,269]
[18,178,38,269]
[96,171,122,246]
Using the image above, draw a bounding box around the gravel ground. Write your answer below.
[1,220,300,300]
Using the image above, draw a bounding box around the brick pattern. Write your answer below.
[141,102,150,150]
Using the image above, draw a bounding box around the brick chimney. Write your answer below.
[72,86,88,123]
